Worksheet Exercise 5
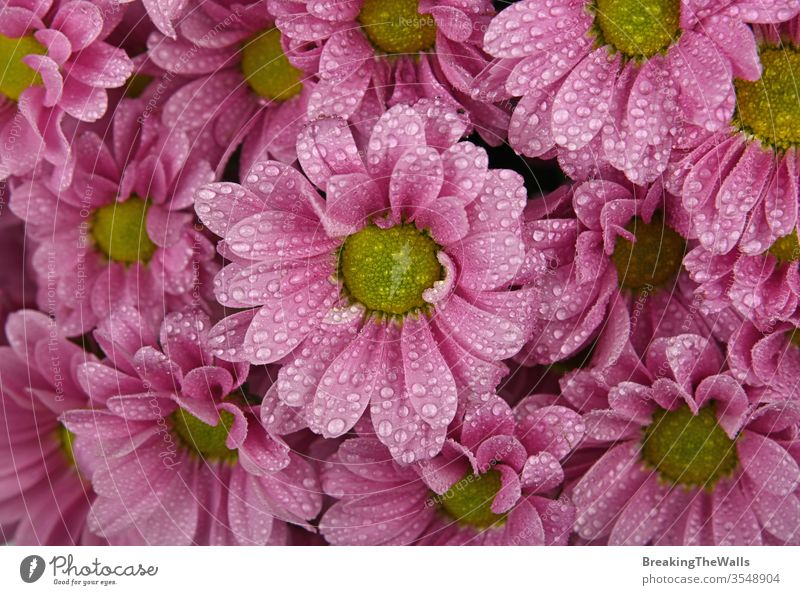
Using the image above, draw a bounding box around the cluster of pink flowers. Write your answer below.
[1,0,799,546]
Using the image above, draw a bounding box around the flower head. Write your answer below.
[0,0,133,183]
[569,333,800,545]
[196,100,532,463]
[668,16,800,257]
[61,307,322,545]
[0,310,101,544]
[9,105,218,336]
[478,0,800,183]
[319,394,581,545]
[147,1,313,167]
[516,176,688,364]
[270,0,509,145]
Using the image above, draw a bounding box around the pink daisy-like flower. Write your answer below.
[270,0,509,145]
[669,16,800,257]
[515,176,689,364]
[319,394,581,545]
[147,0,315,168]
[196,100,532,463]
[9,103,218,336]
[0,310,102,545]
[61,306,322,545]
[569,332,800,545]
[728,320,800,400]
[0,0,133,184]
[684,240,800,329]
[478,0,800,183]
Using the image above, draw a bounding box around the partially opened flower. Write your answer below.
[270,0,509,144]
[669,16,800,257]
[148,0,314,167]
[516,176,688,364]
[478,0,800,183]
[0,310,101,545]
[196,101,532,463]
[319,394,581,545]
[10,104,218,336]
[570,333,800,545]
[0,0,133,184]
[62,307,322,545]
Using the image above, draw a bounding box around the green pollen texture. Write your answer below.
[439,470,506,529]
[241,28,303,101]
[0,33,46,101]
[593,0,680,60]
[735,47,800,151]
[611,215,686,290]
[91,197,158,265]
[339,223,442,317]
[358,0,438,55]
[172,409,238,463]
[767,229,800,263]
[641,404,739,489]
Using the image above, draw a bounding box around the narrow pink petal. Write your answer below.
[572,441,650,540]
[739,433,800,497]
[552,47,618,152]
[711,479,763,545]
[52,1,102,51]
[297,117,366,192]
[311,320,383,437]
[401,317,457,432]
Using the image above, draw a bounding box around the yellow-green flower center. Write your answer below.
[592,0,680,60]
[358,0,437,55]
[171,409,238,463]
[735,47,800,150]
[90,197,158,265]
[57,424,77,468]
[339,223,442,317]
[440,470,506,529]
[768,229,800,263]
[0,33,46,101]
[641,404,738,489]
[611,215,686,290]
[241,28,303,102]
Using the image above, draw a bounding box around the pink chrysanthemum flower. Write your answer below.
[478,0,800,183]
[0,310,102,545]
[61,307,322,545]
[669,16,800,257]
[196,101,532,463]
[319,394,581,545]
[0,0,133,184]
[9,103,218,336]
[683,238,800,329]
[269,0,509,144]
[728,320,800,400]
[515,176,689,364]
[569,332,800,545]
[147,0,314,167]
